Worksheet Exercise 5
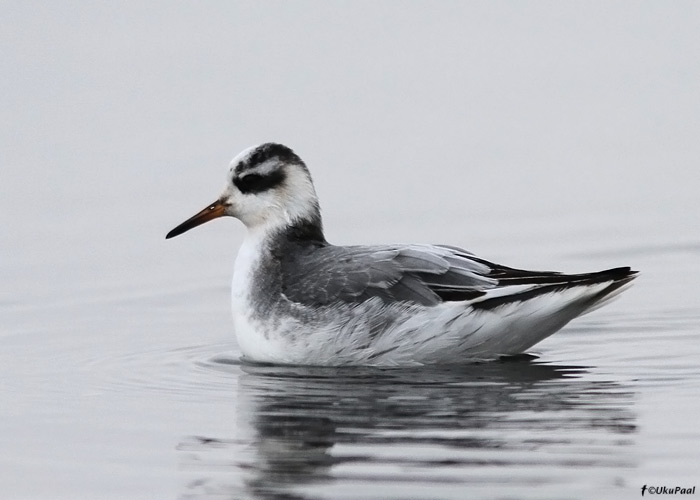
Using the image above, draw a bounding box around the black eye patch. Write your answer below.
[233,169,286,194]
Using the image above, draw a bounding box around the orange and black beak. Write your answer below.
[166,199,228,239]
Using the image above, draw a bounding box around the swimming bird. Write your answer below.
[166,143,637,366]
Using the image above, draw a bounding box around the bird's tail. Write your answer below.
[578,268,638,315]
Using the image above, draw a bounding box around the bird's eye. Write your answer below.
[235,174,265,192]
[233,170,286,194]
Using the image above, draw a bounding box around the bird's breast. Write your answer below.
[231,232,266,312]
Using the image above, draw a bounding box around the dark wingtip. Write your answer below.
[603,266,639,283]
[472,265,639,311]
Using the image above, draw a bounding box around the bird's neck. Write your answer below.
[281,213,326,245]
[245,211,327,252]
[234,214,326,306]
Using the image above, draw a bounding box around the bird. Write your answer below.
[166,143,637,366]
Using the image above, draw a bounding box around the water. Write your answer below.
[2,3,699,499]
[182,360,637,499]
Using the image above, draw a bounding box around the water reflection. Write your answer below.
[179,359,637,499]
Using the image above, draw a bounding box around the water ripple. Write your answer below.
[92,342,240,402]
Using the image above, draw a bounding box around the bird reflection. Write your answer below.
[178,357,636,499]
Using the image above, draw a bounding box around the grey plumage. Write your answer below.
[276,240,493,306]
[275,237,635,310]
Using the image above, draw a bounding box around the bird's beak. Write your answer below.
[166,199,227,239]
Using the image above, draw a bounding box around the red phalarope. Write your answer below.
[166,143,637,366]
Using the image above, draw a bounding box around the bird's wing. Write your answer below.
[279,242,638,308]
[279,243,499,306]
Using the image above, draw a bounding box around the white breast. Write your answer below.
[230,229,290,362]
[231,231,263,313]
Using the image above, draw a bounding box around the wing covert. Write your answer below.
[279,243,497,307]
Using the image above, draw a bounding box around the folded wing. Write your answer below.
[280,242,637,310]
[280,244,495,306]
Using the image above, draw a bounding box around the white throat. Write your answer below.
[231,226,269,315]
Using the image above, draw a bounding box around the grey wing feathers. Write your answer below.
[280,244,497,306]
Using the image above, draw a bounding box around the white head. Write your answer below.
[166,143,323,239]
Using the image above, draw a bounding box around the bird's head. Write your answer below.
[166,143,322,239]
